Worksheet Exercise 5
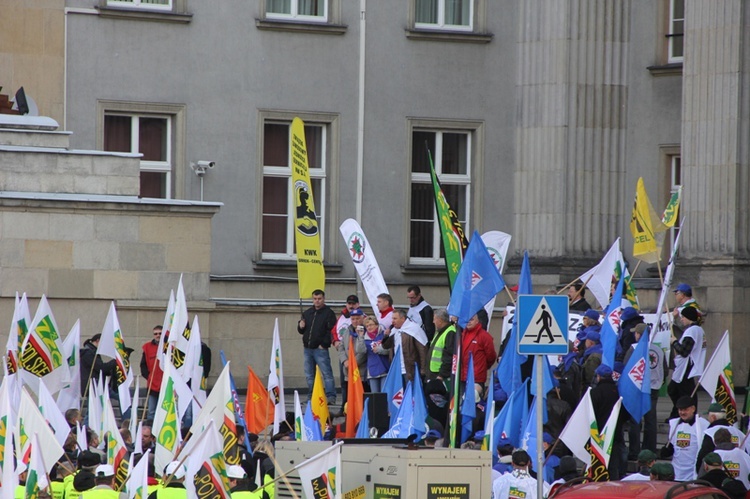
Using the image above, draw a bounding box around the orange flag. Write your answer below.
[245,366,273,434]
[345,340,364,437]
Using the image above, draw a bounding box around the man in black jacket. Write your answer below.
[79,334,116,396]
[297,289,337,405]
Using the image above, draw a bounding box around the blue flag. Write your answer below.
[304,401,323,441]
[220,350,251,453]
[521,396,542,472]
[618,327,652,421]
[447,231,506,327]
[530,354,557,400]
[601,274,625,368]
[383,346,404,426]
[460,354,477,444]
[383,381,413,438]
[491,380,526,459]
[356,398,371,439]
[502,379,530,448]
[409,366,429,441]
[496,252,531,395]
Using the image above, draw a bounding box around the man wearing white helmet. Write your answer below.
[148,461,187,498]
[80,464,126,498]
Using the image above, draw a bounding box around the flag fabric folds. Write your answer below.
[56,320,81,412]
[578,238,636,310]
[559,387,595,464]
[589,398,622,481]
[37,379,70,448]
[630,177,669,264]
[184,420,232,499]
[356,398,371,439]
[382,347,404,426]
[268,318,286,435]
[428,148,469,289]
[304,401,323,441]
[460,354,476,445]
[311,366,330,435]
[291,116,326,298]
[496,252,531,396]
[153,347,181,476]
[25,433,48,499]
[339,218,390,313]
[345,340,364,438]
[619,329,652,422]
[600,275,624,369]
[294,390,306,441]
[245,366,272,434]
[447,231,506,328]
[296,442,343,499]
[382,381,414,439]
[220,351,250,451]
[0,378,17,493]
[699,330,736,425]
[19,295,68,394]
[126,449,150,499]
[480,231,512,327]
[16,387,64,474]
[97,301,131,394]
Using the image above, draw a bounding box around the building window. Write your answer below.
[106,0,172,11]
[261,117,332,259]
[103,113,172,199]
[266,0,328,21]
[667,0,684,62]
[410,129,471,262]
[415,0,473,30]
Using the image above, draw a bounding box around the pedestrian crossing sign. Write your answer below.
[517,295,569,355]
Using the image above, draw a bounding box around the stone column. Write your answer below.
[515,0,630,260]
[680,0,750,383]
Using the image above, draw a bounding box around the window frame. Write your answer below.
[667,0,684,63]
[96,100,186,200]
[258,110,340,263]
[414,0,474,32]
[265,0,329,22]
[407,118,484,266]
[106,0,173,11]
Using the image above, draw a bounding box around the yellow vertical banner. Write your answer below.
[291,117,325,298]
[630,177,668,264]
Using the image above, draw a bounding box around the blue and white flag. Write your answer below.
[460,354,477,444]
[382,346,404,426]
[356,398,371,439]
[409,368,429,441]
[303,401,323,441]
[601,274,625,368]
[383,381,413,438]
[619,328,651,421]
[496,252,531,395]
[447,231,506,327]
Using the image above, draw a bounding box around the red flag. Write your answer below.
[345,341,364,437]
[245,366,273,434]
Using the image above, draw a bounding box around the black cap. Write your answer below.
[78,451,102,468]
[346,294,359,304]
[676,395,695,409]
[681,306,699,322]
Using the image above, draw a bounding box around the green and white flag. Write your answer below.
[19,296,68,394]
[154,345,181,476]
[16,387,63,474]
[56,320,81,412]
[0,378,17,493]
[126,449,150,499]
[699,331,736,425]
[25,433,48,499]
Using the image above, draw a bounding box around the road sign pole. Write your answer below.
[536,354,544,499]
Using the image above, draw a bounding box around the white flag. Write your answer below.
[25,433,49,498]
[268,319,285,434]
[126,449,150,499]
[578,238,626,309]
[699,331,735,417]
[294,390,306,441]
[56,320,81,412]
[183,314,207,416]
[153,345,181,476]
[16,387,64,474]
[156,289,175,368]
[19,295,69,394]
[164,276,191,380]
[559,387,596,464]
[339,218,390,313]
[87,373,105,440]
[296,442,343,499]
[129,375,141,438]
[37,379,70,448]
[0,377,17,492]
[592,397,622,468]
[481,230,512,326]
[184,420,231,499]
[76,422,88,455]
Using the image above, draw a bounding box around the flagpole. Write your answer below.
[535,355,544,499]
[625,260,642,286]
[557,275,593,304]
[503,285,517,306]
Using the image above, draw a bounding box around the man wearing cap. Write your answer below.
[407,285,436,342]
[81,464,126,498]
[426,309,456,386]
[617,307,644,363]
[580,327,603,389]
[334,308,367,416]
[66,450,101,499]
[492,450,549,499]
[662,395,709,481]
[148,462,187,498]
[709,429,750,489]
[696,404,745,473]
[700,452,733,489]
[331,294,360,409]
[621,450,657,481]
[667,307,706,418]
[492,438,514,476]
[649,462,675,481]
[672,283,704,326]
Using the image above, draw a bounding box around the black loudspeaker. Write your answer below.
[365,392,389,436]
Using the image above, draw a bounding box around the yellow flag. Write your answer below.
[630,177,668,263]
[311,366,330,434]
[291,117,326,299]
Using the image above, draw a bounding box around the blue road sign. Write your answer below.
[517,295,569,355]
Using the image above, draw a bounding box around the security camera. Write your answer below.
[196,160,215,169]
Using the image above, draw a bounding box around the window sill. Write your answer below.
[401,263,449,275]
[253,259,344,271]
[405,28,493,44]
[255,18,347,35]
[647,62,683,77]
[97,6,193,23]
